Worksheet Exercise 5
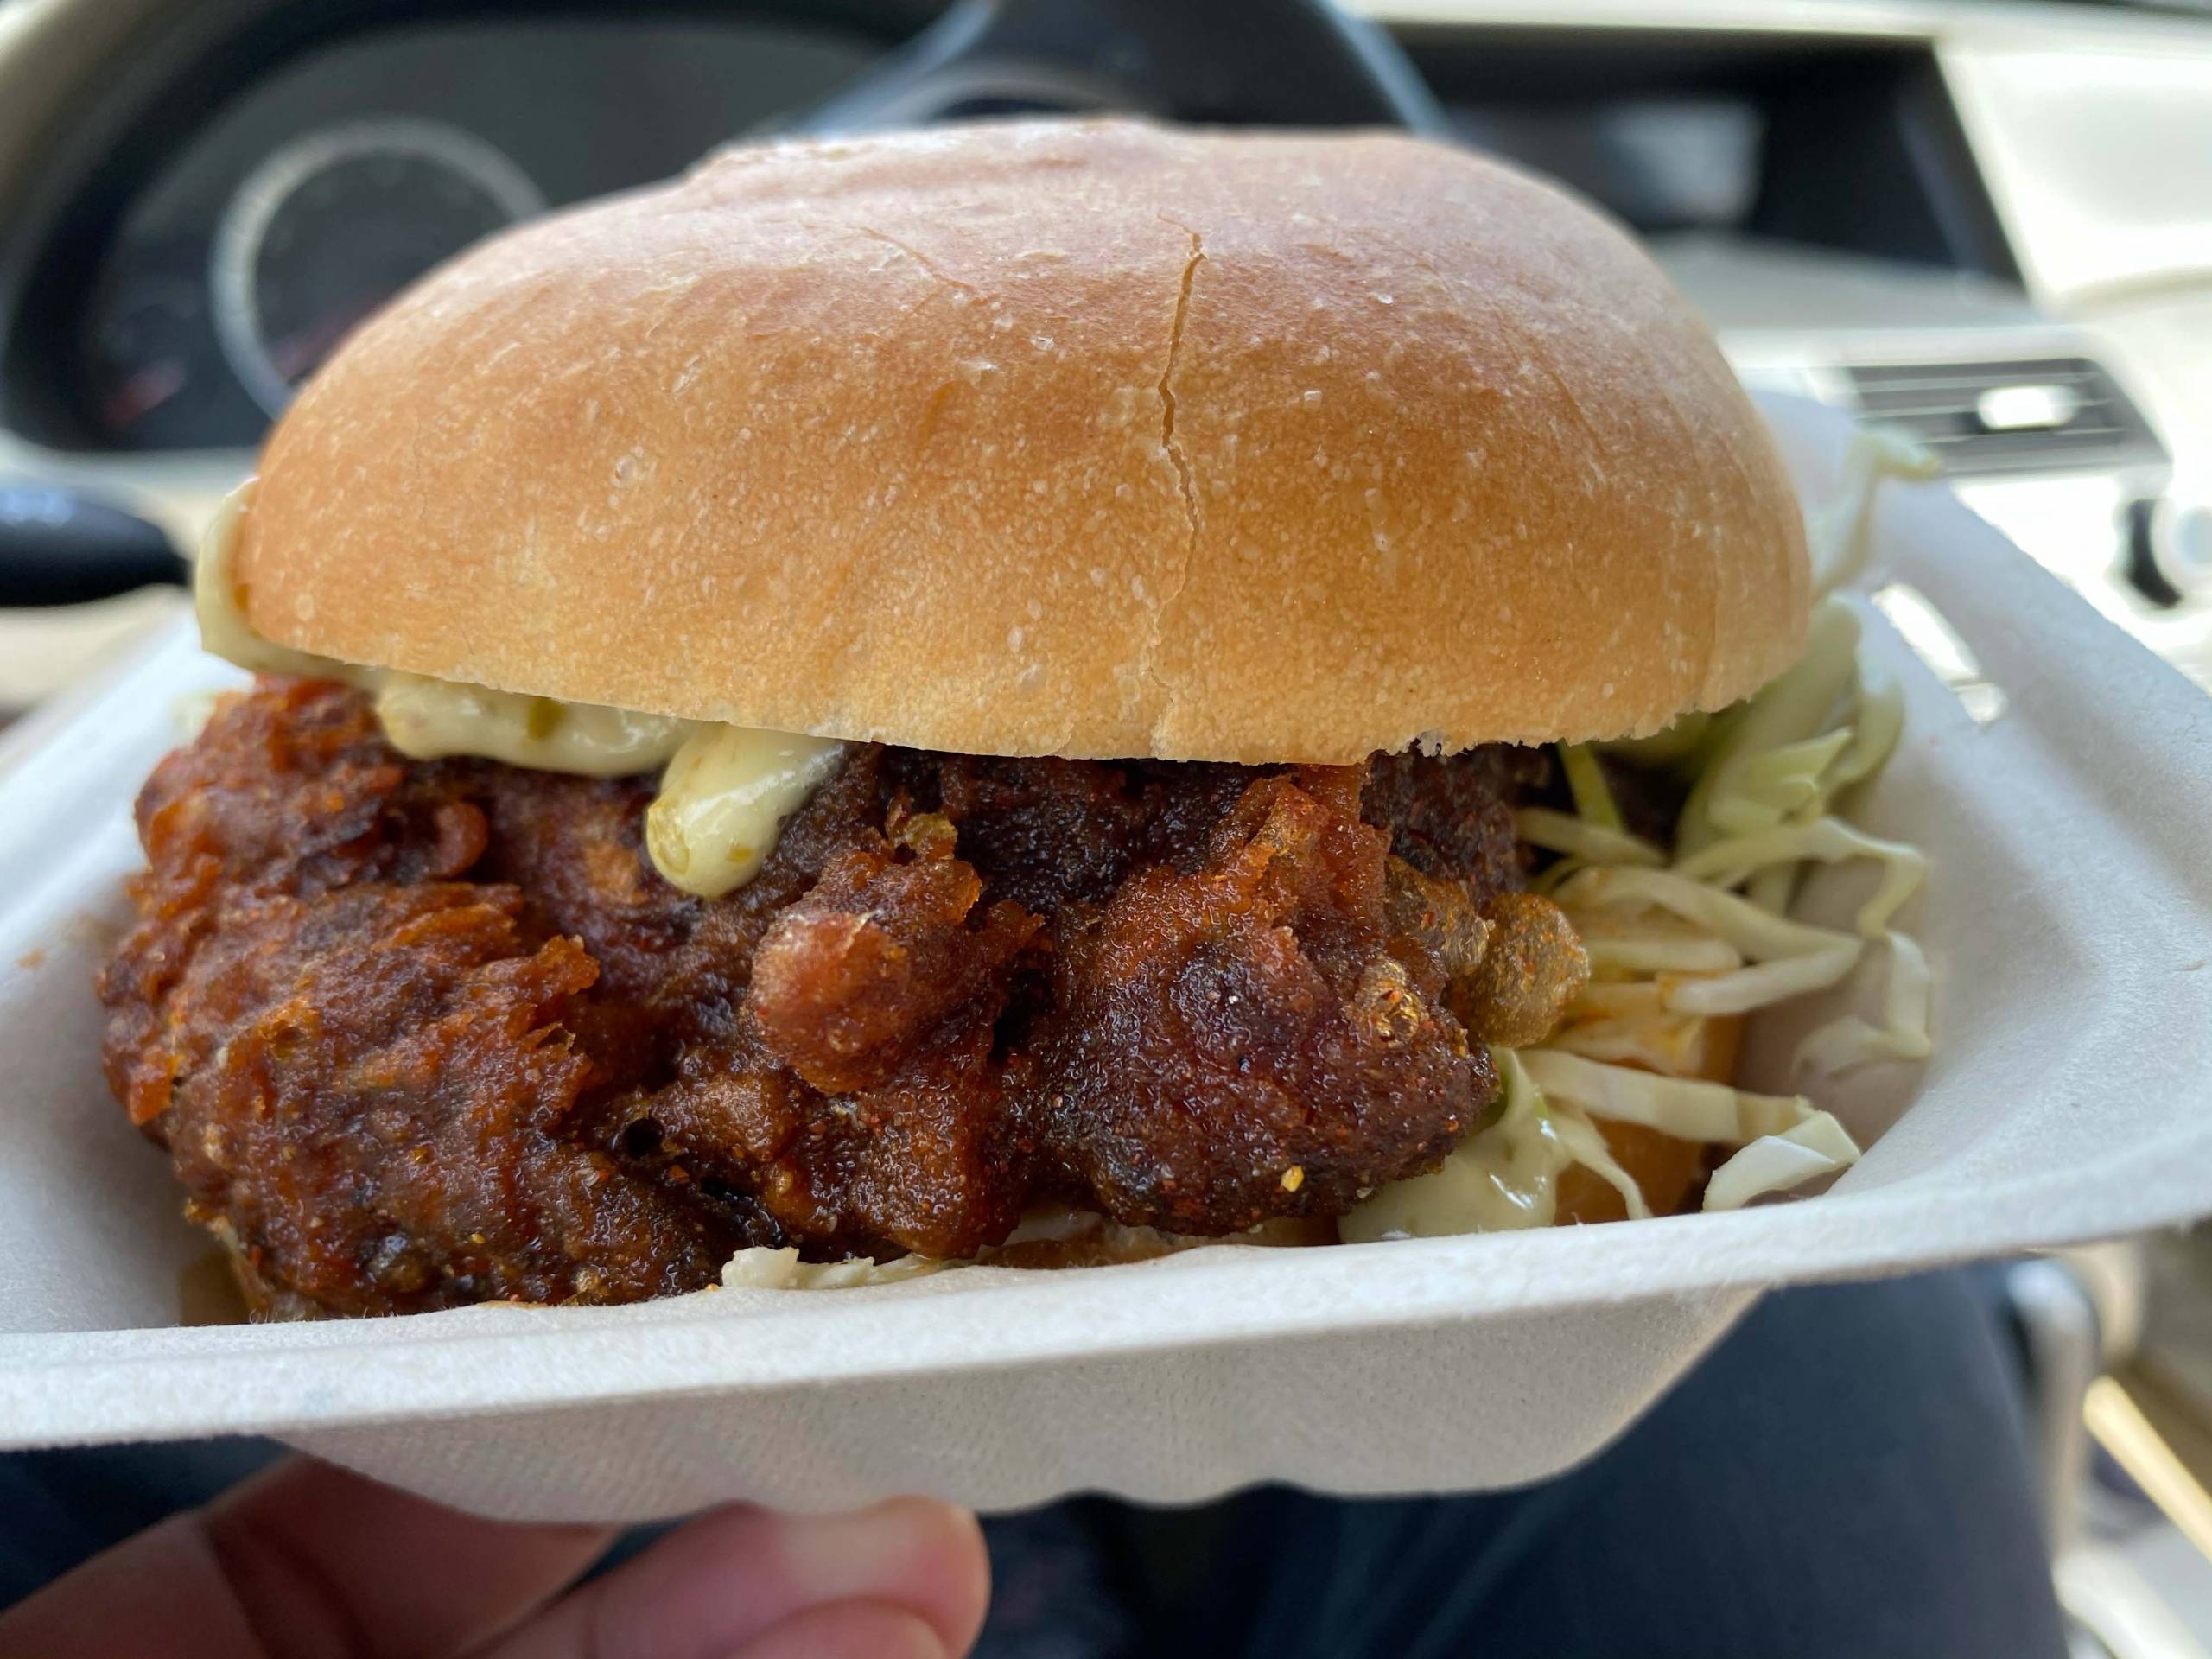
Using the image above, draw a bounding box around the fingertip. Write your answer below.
[883,1499,990,1615]
[731,1599,949,1659]
[776,1497,991,1656]
[905,1497,991,1655]
[942,1503,995,1654]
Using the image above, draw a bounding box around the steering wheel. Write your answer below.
[791,0,1444,135]
[2,0,1442,609]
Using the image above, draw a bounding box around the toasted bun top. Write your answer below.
[238,118,1807,763]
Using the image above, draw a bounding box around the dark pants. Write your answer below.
[976,1271,2069,1658]
[0,1272,2067,1659]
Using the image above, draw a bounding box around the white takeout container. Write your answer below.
[0,397,2208,1522]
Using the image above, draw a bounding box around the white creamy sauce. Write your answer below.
[1338,1061,1576,1242]
[646,724,849,898]
[374,676,691,777]
[1450,1114,1576,1231]
[194,480,369,685]
[194,479,842,896]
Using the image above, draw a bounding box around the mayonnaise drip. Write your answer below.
[647,725,849,898]
[374,676,691,777]
[1339,1047,1575,1240]
[194,480,370,686]
[194,480,842,896]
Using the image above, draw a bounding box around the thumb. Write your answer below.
[468,1497,990,1659]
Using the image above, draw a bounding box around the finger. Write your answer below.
[0,1459,614,1659]
[0,1510,269,1659]
[470,1497,990,1659]
[734,1601,948,1659]
[202,1457,615,1657]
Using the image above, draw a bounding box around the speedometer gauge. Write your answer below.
[211,119,543,416]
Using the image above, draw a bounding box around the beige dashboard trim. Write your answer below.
[0,0,184,229]
[1357,0,2212,53]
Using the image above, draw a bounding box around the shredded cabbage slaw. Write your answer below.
[1344,429,1941,1241]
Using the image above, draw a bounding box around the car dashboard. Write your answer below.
[1,0,2210,699]
[5,10,899,452]
[2,3,2029,454]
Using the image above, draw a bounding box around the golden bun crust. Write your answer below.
[239,118,1807,763]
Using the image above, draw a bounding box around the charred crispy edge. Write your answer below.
[201,1216,329,1323]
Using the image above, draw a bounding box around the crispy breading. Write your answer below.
[100,680,1553,1313]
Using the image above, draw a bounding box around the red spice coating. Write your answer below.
[101,680,1551,1314]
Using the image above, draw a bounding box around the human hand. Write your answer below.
[0,1454,990,1659]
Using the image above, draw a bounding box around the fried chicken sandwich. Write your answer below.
[102,121,1914,1320]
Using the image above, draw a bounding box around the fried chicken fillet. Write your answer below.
[101,681,1563,1315]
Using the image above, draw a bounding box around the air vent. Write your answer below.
[1843,358,2165,477]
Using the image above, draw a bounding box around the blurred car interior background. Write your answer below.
[2,2,2210,1652]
